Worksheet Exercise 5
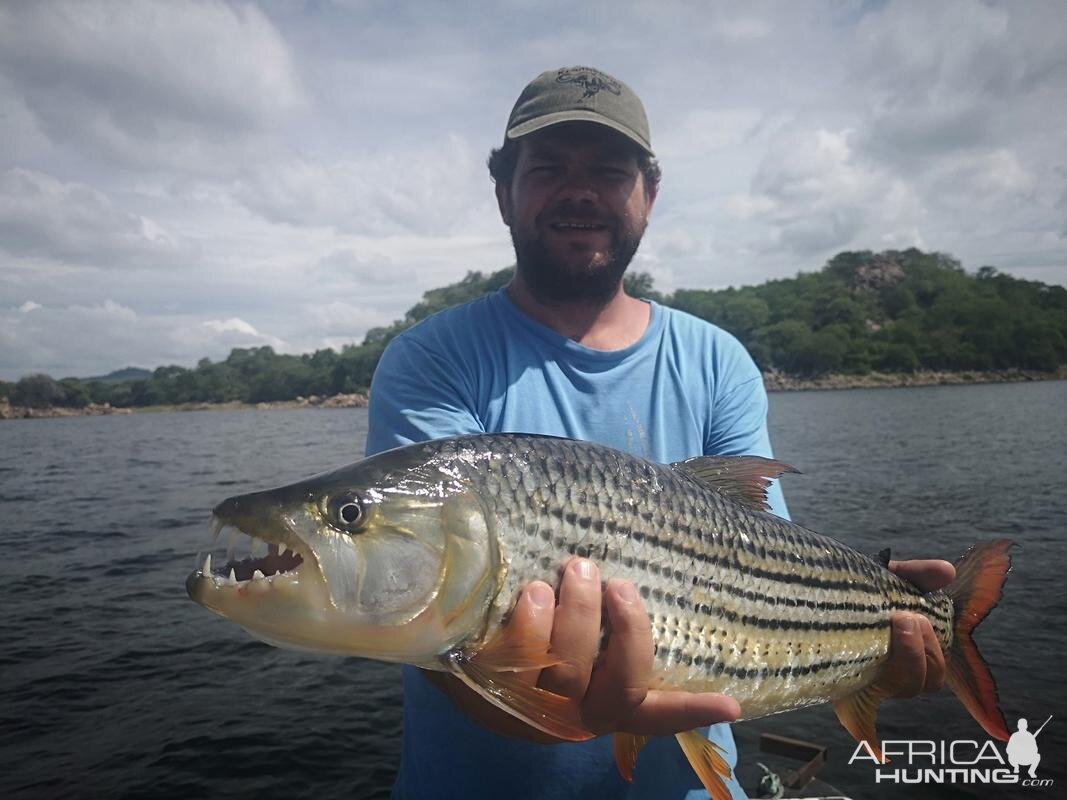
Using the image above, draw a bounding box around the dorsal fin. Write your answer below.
[670,455,799,512]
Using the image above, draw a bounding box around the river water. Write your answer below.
[1,381,1064,799]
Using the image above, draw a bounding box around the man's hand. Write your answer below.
[884,559,957,697]
[424,558,740,742]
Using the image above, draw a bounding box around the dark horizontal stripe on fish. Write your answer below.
[699,575,929,618]
[535,537,928,627]
[687,595,891,633]
[541,503,880,581]
[541,521,886,597]
[631,583,894,633]
[546,494,892,579]
[666,648,880,679]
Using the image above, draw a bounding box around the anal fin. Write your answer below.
[675,730,734,800]
[613,733,649,782]
[832,682,892,763]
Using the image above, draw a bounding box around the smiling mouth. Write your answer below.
[194,516,305,588]
[550,221,609,232]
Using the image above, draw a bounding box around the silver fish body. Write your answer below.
[187,432,1011,788]
[399,434,952,718]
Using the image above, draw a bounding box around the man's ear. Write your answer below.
[644,179,658,214]
[495,181,511,226]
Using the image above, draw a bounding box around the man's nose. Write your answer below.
[556,167,599,202]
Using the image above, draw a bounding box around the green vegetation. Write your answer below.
[5,249,1065,410]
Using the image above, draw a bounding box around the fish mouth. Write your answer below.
[192,515,307,590]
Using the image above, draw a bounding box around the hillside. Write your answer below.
[2,249,1064,410]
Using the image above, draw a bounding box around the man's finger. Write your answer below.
[581,579,652,732]
[885,612,927,698]
[918,615,946,692]
[539,559,601,699]
[496,580,557,688]
[888,559,955,593]
[618,690,741,736]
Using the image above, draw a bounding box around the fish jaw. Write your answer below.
[187,457,504,665]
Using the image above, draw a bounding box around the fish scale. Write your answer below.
[414,433,951,717]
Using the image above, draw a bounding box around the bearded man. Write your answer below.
[365,65,951,800]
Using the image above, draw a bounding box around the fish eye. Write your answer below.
[328,492,367,533]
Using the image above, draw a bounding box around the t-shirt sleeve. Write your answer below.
[706,363,791,521]
[365,332,485,457]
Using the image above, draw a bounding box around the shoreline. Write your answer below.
[0,392,368,420]
[761,366,1067,392]
[3,370,1064,419]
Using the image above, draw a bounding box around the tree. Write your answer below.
[12,374,66,408]
[58,378,91,408]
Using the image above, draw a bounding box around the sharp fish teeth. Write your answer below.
[228,568,237,586]
[202,553,212,576]
[211,517,225,542]
[249,571,269,593]
[226,530,238,562]
[251,537,266,558]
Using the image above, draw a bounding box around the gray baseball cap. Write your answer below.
[505,66,653,155]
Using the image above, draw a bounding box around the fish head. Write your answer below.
[186,442,501,665]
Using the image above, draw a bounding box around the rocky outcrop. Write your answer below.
[254,393,369,410]
[0,400,133,419]
[850,254,906,293]
[762,367,1067,392]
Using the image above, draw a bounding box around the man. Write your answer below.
[366,65,952,800]
[1006,718,1043,778]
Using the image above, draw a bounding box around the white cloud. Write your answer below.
[0,300,288,378]
[0,0,1064,379]
[0,0,304,171]
[202,318,261,337]
[732,127,925,257]
[233,135,498,237]
[0,168,191,267]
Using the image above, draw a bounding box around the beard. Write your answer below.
[509,207,646,306]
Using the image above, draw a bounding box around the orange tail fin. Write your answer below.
[944,539,1013,741]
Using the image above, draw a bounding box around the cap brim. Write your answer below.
[506,110,654,155]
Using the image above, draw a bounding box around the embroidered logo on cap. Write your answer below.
[556,66,622,100]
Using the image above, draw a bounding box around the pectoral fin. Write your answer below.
[450,657,593,742]
[832,682,892,763]
[446,626,592,742]
[675,729,734,800]
[467,624,564,673]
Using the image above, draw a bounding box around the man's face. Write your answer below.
[497,124,657,304]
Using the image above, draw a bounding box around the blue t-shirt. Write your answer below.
[366,288,787,800]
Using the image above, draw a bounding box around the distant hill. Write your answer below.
[4,248,1065,410]
[81,367,153,383]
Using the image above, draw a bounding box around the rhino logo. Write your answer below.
[556,67,622,99]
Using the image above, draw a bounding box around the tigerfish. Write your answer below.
[186,434,1013,799]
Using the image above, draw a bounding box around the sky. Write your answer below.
[1,0,1065,380]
